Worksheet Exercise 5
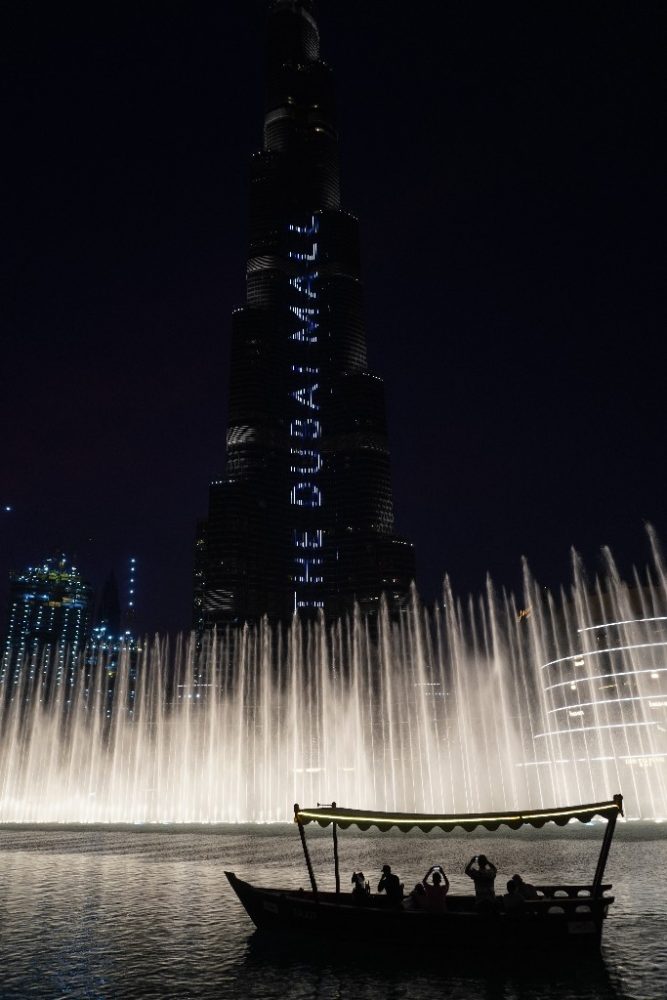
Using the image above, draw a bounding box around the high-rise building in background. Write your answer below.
[0,555,140,704]
[0,555,93,699]
[94,571,122,641]
[89,557,140,685]
[195,0,415,628]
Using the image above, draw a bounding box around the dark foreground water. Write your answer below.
[0,823,665,1000]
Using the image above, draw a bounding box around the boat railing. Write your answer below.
[533,883,612,898]
[521,896,613,917]
[279,887,613,915]
[284,885,612,901]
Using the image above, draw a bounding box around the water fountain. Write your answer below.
[1,530,665,823]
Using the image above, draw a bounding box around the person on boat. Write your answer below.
[403,880,427,911]
[512,873,539,900]
[419,865,450,912]
[351,871,370,902]
[377,864,404,904]
[502,879,526,916]
[465,854,497,904]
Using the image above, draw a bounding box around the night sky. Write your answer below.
[3,1,664,633]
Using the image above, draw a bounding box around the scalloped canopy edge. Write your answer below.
[295,795,623,833]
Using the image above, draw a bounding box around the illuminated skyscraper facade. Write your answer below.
[196,0,414,627]
[89,558,139,677]
[1,555,93,700]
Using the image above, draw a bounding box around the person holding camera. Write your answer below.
[420,864,450,912]
[465,854,498,904]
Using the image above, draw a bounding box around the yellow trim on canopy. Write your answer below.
[295,795,623,833]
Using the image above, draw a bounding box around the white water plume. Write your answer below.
[1,532,666,823]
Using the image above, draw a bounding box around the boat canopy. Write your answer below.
[295,796,623,834]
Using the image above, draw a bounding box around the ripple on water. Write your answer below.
[0,825,666,999]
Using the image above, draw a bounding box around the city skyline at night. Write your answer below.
[3,1,663,633]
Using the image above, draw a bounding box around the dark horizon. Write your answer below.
[3,1,664,633]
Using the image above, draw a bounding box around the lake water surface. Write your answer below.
[0,824,665,999]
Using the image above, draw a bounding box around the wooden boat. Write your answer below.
[226,794,623,955]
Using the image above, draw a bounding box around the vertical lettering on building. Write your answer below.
[288,217,324,611]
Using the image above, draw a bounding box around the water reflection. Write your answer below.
[242,932,621,1000]
[0,827,664,999]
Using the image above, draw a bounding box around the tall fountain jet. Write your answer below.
[194,0,415,628]
[1,533,665,824]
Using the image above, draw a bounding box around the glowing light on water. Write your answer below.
[0,529,666,824]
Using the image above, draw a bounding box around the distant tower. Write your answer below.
[0,555,93,699]
[89,559,138,682]
[95,571,122,639]
[121,556,137,639]
[195,0,415,628]
[90,570,122,669]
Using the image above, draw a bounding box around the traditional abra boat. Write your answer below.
[226,794,623,955]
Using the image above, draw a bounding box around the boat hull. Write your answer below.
[225,872,612,955]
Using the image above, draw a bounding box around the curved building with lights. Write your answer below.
[534,591,667,818]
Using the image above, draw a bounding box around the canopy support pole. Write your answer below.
[332,801,340,895]
[592,793,623,897]
[294,802,318,897]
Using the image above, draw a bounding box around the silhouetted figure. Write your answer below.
[351,871,370,903]
[406,880,426,910]
[420,864,450,912]
[502,878,526,916]
[377,864,404,904]
[512,873,539,900]
[465,854,498,904]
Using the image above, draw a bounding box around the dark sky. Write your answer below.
[2,1,664,633]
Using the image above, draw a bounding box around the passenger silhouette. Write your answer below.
[377,864,404,904]
[406,880,426,910]
[512,873,539,900]
[420,864,450,912]
[465,854,498,903]
[351,871,370,903]
[502,878,526,916]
